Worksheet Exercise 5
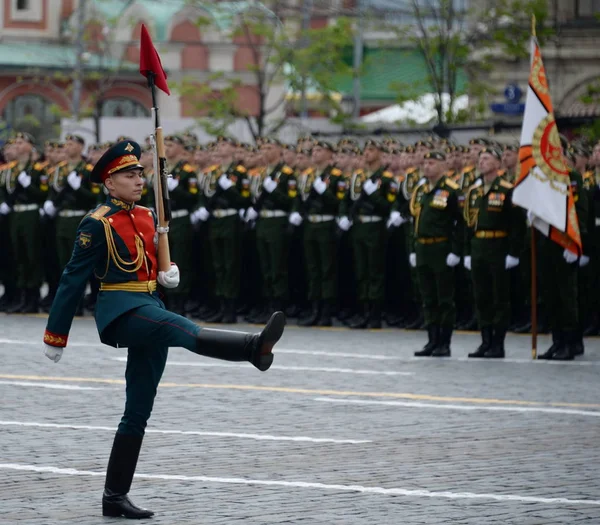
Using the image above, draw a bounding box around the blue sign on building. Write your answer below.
[490,83,525,115]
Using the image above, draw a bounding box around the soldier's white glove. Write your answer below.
[505,255,520,269]
[409,253,417,268]
[363,178,379,196]
[39,208,45,217]
[190,209,200,225]
[238,208,245,220]
[218,174,233,191]
[43,200,57,217]
[289,211,303,226]
[463,255,472,270]
[563,249,578,264]
[245,207,258,222]
[17,170,32,188]
[313,177,327,195]
[44,344,63,363]
[387,211,405,228]
[263,177,278,194]
[446,253,460,267]
[0,202,11,215]
[197,207,210,222]
[67,170,82,191]
[167,176,179,192]
[526,210,537,227]
[338,216,352,231]
[579,254,590,267]
[157,263,180,289]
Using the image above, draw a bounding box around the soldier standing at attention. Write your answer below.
[410,151,462,356]
[463,147,525,358]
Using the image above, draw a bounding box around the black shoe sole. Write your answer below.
[255,311,286,371]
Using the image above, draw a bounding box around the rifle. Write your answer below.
[139,24,171,273]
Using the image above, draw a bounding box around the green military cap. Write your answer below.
[503,143,519,152]
[314,140,336,152]
[90,140,143,184]
[4,138,15,145]
[424,150,446,161]
[404,145,416,153]
[246,145,259,153]
[65,133,85,145]
[206,141,217,150]
[297,147,312,155]
[15,131,35,144]
[338,145,356,155]
[216,135,236,144]
[184,143,196,152]
[297,133,313,141]
[283,143,297,151]
[86,143,99,152]
[259,137,282,146]
[364,139,386,151]
[141,144,153,153]
[415,139,434,149]
[116,135,134,143]
[45,139,61,148]
[183,131,198,144]
[194,144,206,151]
[569,144,589,157]
[165,135,186,145]
[479,146,502,160]
[469,137,491,146]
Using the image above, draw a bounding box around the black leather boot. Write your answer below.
[552,331,575,361]
[205,299,226,323]
[367,303,382,329]
[572,330,584,356]
[316,301,333,327]
[414,325,439,356]
[537,331,563,360]
[348,303,369,329]
[6,289,25,314]
[484,327,506,358]
[298,301,320,327]
[405,312,425,330]
[468,326,492,358]
[21,289,39,314]
[195,311,285,371]
[432,326,452,357]
[221,299,238,324]
[0,287,17,312]
[102,433,154,519]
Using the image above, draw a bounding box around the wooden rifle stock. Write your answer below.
[154,127,171,272]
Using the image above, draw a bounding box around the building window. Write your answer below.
[2,94,60,145]
[577,0,600,17]
[10,0,42,22]
[16,0,29,10]
[101,98,150,118]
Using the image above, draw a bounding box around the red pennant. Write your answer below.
[139,24,170,95]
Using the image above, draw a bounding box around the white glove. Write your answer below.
[289,211,303,226]
[197,207,210,221]
[239,208,245,220]
[245,207,258,222]
[313,177,327,195]
[218,174,234,191]
[463,255,472,270]
[190,209,200,225]
[44,344,63,363]
[580,254,590,267]
[409,253,417,268]
[39,208,45,217]
[167,176,179,192]
[17,170,31,188]
[526,210,536,227]
[338,216,352,231]
[263,177,278,193]
[505,255,520,269]
[446,253,460,267]
[43,200,56,217]
[67,170,82,191]
[363,178,379,196]
[0,202,10,215]
[563,249,578,264]
[157,263,180,289]
[387,210,405,228]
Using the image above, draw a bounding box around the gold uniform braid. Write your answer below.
[95,217,147,279]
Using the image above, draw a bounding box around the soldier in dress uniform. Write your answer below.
[41,140,285,519]
[0,139,18,311]
[463,147,525,358]
[291,140,343,326]
[409,150,463,356]
[587,140,600,336]
[0,132,46,313]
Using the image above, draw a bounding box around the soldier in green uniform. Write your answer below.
[0,139,19,311]
[0,132,46,313]
[42,140,285,519]
[463,147,525,358]
[587,140,600,336]
[292,141,343,326]
[409,151,463,356]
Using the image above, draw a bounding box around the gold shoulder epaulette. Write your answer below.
[444,178,459,190]
[462,165,475,174]
[282,166,293,175]
[302,167,314,176]
[9,160,18,169]
[208,164,219,172]
[57,160,67,168]
[34,161,49,170]
[499,179,513,189]
[383,170,393,178]
[89,205,111,220]
[85,163,94,171]
[406,166,417,174]
[235,165,247,174]
[183,164,194,173]
[330,168,342,176]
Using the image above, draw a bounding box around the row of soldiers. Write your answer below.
[1,131,599,359]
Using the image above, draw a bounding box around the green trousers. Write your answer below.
[164,215,192,302]
[471,256,510,329]
[352,221,385,302]
[10,209,42,290]
[303,221,337,301]
[209,215,241,299]
[0,216,16,294]
[256,216,289,300]
[416,243,455,328]
[56,215,85,270]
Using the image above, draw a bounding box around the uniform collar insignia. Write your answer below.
[110,197,135,211]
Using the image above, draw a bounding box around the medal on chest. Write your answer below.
[430,189,449,209]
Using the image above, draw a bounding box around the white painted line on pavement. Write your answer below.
[0,380,106,391]
[0,420,370,444]
[1,463,599,506]
[314,398,600,417]
[110,357,414,376]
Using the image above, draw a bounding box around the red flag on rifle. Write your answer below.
[139,24,170,95]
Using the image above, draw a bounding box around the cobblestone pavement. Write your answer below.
[1,313,600,524]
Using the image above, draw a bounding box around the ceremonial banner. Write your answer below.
[512,38,581,255]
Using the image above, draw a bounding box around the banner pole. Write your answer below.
[531,227,537,360]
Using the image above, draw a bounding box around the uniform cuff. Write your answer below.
[43,329,68,348]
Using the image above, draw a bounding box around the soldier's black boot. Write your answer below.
[405,312,424,330]
[468,326,492,358]
[102,433,154,519]
[195,311,285,371]
[537,330,563,360]
[6,289,26,314]
[348,303,369,329]
[205,299,226,323]
[298,301,320,327]
[484,327,506,358]
[367,303,382,329]
[21,289,39,314]
[221,299,238,324]
[0,286,17,312]
[572,329,584,356]
[316,301,333,327]
[432,327,452,357]
[552,330,575,361]
[414,325,439,356]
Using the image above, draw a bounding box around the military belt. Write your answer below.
[58,209,86,218]
[259,210,287,218]
[213,208,237,219]
[13,203,39,212]
[474,230,508,239]
[100,280,157,292]
[170,209,190,219]
[357,215,383,223]
[416,237,448,244]
[307,214,334,223]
